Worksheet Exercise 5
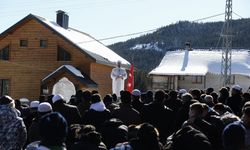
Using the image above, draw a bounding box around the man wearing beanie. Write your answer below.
[0,95,27,149]
[28,102,53,143]
[26,112,68,150]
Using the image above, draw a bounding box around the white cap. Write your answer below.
[179,89,187,94]
[38,102,52,113]
[204,95,213,103]
[132,89,141,96]
[232,85,242,91]
[30,101,39,108]
[52,94,64,103]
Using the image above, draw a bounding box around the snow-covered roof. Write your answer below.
[34,15,130,67]
[149,49,250,76]
[42,65,83,81]
[42,65,97,87]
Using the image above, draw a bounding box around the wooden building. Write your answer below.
[149,49,250,92]
[0,11,130,100]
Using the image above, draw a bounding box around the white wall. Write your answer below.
[151,73,250,92]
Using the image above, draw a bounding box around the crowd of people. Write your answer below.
[1,84,250,150]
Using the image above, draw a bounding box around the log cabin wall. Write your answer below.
[0,18,111,100]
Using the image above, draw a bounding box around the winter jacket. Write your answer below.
[112,104,141,125]
[0,105,27,150]
[140,101,174,142]
[52,100,81,125]
[226,94,242,116]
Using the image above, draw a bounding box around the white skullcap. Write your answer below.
[132,89,141,96]
[38,102,52,113]
[30,101,39,108]
[232,85,242,91]
[179,89,187,94]
[52,94,64,103]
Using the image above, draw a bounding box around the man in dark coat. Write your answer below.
[174,93,198,131]
[112,90,141,126]
[226,85,243,116]
[140,89,174,143]
[182,102,219,149]
[131,89,144,112]
[28,102,53,143]
[84,94,111,131]
[52,94,81,125]
[164,90,183,115]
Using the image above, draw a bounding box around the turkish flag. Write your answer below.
[126,64,134,92]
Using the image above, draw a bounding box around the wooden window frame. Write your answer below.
[0,45,9,60]
[0,79,10,96]
[40,39,48,48]
[20,39,28,47]
[57,46,71,61]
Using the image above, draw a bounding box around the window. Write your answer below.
[192,76,203,84]
[57,46,71,61]
[0,79,10,96]
[40,39,47,48]
[20,39,28,47]
[166,76,175,89]
[178,76,185,81]
[0,45,9,60]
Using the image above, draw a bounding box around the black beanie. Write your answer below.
[39,112,68,146]
[0,95,14,105]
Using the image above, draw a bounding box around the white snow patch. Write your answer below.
[64,65,83,78]
[130,42,162,51]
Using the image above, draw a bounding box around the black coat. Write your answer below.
[112,104,141,125]
[52,100,81,125]
[226,94,242,116]
[84,109,111,130]
[140,101,174,142]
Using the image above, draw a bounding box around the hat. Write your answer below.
[52,94,64,103]
[91,94,102,104]
[39,112,68,144]
[132,89,141,96]
[204,95,213,103]
[38,102,52,113]
[222,121,246,148]
[30,100,39,108]
[206,87,214,94]
[0,95,14,105]
[179,89,187,94]
[232,85,242,91]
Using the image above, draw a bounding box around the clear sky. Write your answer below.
[0,0,249,45]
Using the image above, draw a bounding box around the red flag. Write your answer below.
[126,64,134,92]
